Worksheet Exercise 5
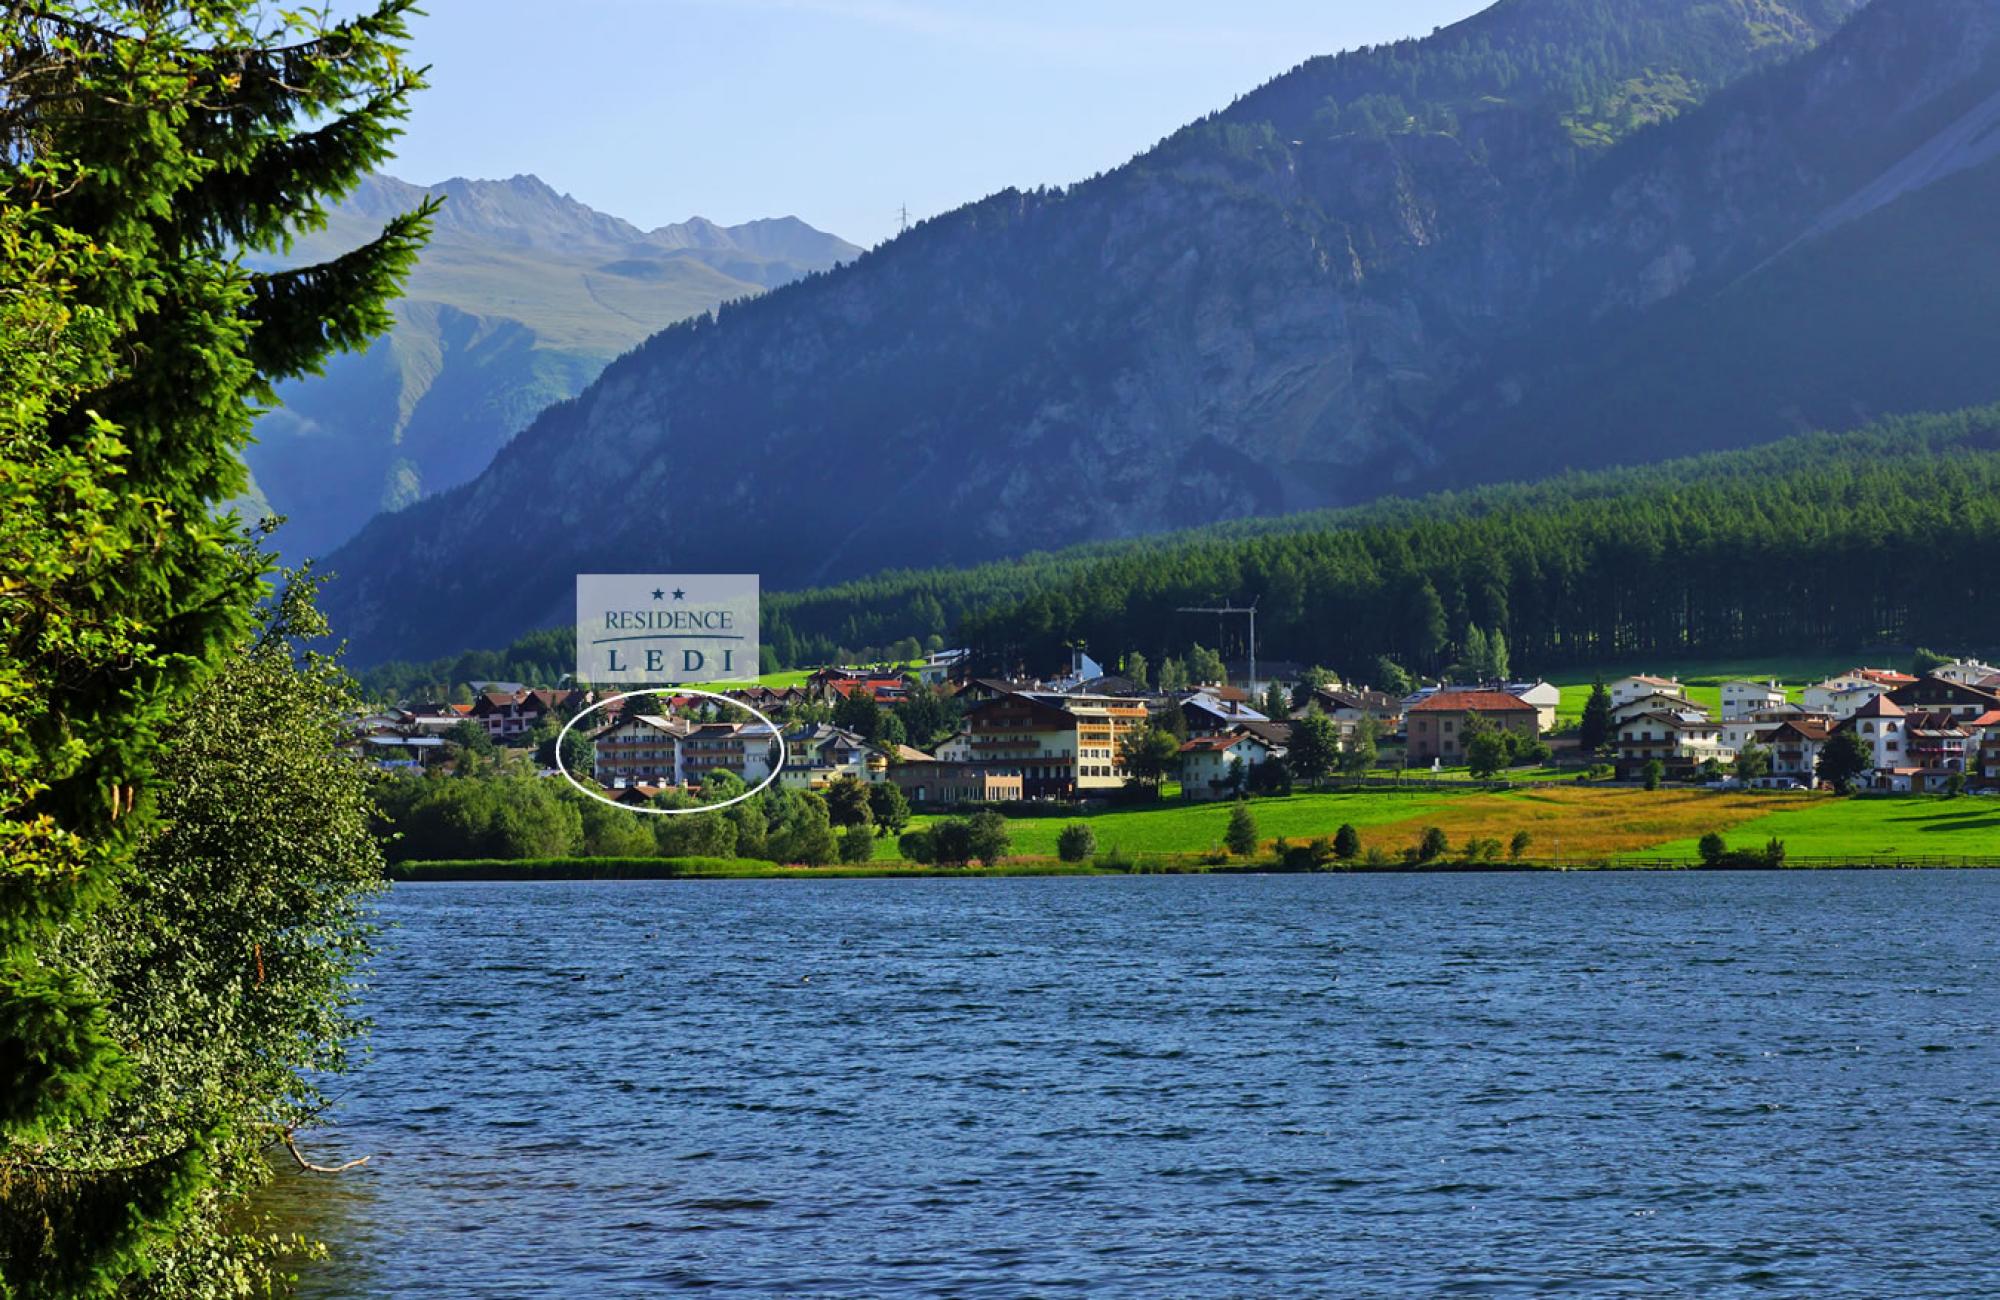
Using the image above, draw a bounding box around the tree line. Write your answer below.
[783,408,2000,682]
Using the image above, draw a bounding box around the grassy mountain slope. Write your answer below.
[322,0,1900,665]
[244,175,858,558]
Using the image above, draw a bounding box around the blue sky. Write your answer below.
[384,0,1487,246]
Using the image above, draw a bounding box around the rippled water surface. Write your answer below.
[282,873,2000,1297]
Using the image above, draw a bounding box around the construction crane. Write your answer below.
[1175,600,1259,696]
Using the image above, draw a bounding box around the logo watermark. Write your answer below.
[576,573,758,684]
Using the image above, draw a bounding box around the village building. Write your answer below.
[958,691,1147,799]
[779,723,881,790]
[678,721,779,785]
[1903,711,1972,777]
[1840,695,1907,772]
[1180,691,1268,737]
[1972,710,2000,790]
[1886,676,2000,722]
[592,714,689,785]
[1611,690,1695,728]
[1302,686,1403,732]
[468,687,577,741]
[1755,719,1832,787]
[1609,675,1684,709]
[915,648,972,685]
[1719,680,1788,720]
[1178,732,1275,801]
[888,760,1024,808]
[1405,690,1540,764]
[1720,704,1814,753]
[1615,710,1732,780]
[1502,681,1562,733]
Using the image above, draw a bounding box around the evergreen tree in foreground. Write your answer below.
[0,3,430,1290]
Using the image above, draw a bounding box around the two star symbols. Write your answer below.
[651,587,687,602]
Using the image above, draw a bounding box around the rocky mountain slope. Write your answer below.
[244,175,857,557]
[322,0,2000,666]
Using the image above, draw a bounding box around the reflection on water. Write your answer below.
[284,873,2000,1297]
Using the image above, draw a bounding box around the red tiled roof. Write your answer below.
[1409,690,1539,713]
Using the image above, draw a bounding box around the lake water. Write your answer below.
[280,873,2000,1297]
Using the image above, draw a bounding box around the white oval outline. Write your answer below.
[554,687,787,815]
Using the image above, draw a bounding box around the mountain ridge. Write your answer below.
[244,174,859,558]
[319,0,2000,667]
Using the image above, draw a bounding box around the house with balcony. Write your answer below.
[1178,732,1275,801]
[1614,710,1733,780]
[1887,676,2000,722]
[1720,680,1788,720]
[958,691,1146,799]
[1753,719,1831,787]
[779,723,882,790]
[592,714,689,786]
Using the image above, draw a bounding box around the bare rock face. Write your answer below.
[323,0,2000,665]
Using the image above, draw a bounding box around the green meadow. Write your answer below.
[1632,796,2000,862]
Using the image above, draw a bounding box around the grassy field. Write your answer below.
[883,789,1467,861]
[1632,795,2000,862]
[878,786,1997,868]
[1545,654,1881,724]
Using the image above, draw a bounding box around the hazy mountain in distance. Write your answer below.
[321,0,2000,666]
[243,174,858,558]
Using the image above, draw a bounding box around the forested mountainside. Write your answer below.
[321,0,2000,667]
[359,404,2000,697]
[243,174,856,558]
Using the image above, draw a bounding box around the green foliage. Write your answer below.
[823,774,873,829]
[1698,831,1729,865]
[1289,708,1342,790]
[1643,760,1666,791]
[1338,717,1379,778]
[374,774,585,863]
[1374,657,1414,696]
[1579,680,1614,752]
[1120,726,1183,792]
[1224,801,1259,857]
[837,824,876,866]
[1910,647,1952,678]
[1817,729,1874,795]
[898,829,936,866]
[1509,830,1533,861]
[867,782,911,836]
[1333,823,1361,860]
[832,690,883,742]
[1122,652,1151,689]
[1186,643,1227,686]
[1418,827,1450,863]
[1056,823,1097,863]
[893,682,959,748]
[966,811,1011,867]
[7,575,386,1292]
[0,1,428,1288]
[1466,729,1510,780]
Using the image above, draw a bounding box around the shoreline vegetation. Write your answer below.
[380,784,2000,881]
[387,855,2000,882]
